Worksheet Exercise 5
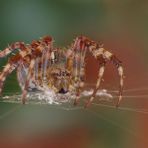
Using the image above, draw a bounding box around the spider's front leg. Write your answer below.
[74,83,85,105]
[74,64,86,106]
[22,58,36,104]
[16,62,30,91]
[65,48,86,105]
[17,65,25,91]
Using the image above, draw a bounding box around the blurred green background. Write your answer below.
[0,0,148,148]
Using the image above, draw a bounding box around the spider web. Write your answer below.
[0,86,148,114]
[0,88,113,105]
[0,86,148,143]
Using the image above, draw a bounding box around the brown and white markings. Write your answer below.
[0,35,124,107]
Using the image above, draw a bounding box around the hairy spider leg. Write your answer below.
[34,58,40,85]
[42,49,52,86]
[16,64,26,90]
[0,62,18,95]
[39,42,52,86]
[73,49,81,105]
[71,36,90,105]
[74,48,87,105]
[34,58,45,88]
[43,51,50,80]
[22,59,35,104]
[40,51,45,84]
[111,55,124,107]
[85,62,106,108]
[0,42,26,58]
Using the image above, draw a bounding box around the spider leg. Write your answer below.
[74,83,84,106]
[0,47,12,58]
[117,66,124,107]
[16,64,27,91]
[34,58,41,87]
[85,63,105,108]
[74,50,86,105]
[35,58,45,88]
[0,42,25,58]
[42,50,51,85]
[40,52,45,84]
[0,63,17,95]
[111,55,124,107]
[22,59,35,104]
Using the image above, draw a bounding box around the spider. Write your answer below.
[0,35,124,107]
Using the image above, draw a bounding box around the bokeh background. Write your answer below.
[0,0,148,148]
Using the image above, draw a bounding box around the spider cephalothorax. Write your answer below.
[0,35,124,107]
